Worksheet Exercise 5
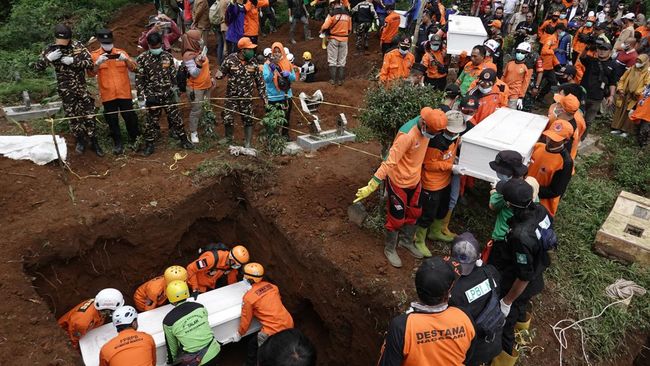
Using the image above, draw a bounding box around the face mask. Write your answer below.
[559,31,566,38]
[101,43,113,51]
[243,49,255,60]
[150,47,163,55]
[431,44,440,51]
[420,123,438,138]
[443,132,459,141]
[637,62,645,68]
[462,113,473,122]
[479,85,492,94]
[586,21,593,27]
[560,14,566,19]
[399,48,409,55]
[604,8,610,12]
[496,172,511,182]
[515,52,526,61]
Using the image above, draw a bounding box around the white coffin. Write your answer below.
[457,108,548,182]
[446,15,488,55]
[79,281,261,366]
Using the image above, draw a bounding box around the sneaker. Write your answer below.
[619,132,628,138]
[610,129,622,135]
[190,132,199,144]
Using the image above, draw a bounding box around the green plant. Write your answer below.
[0,78,57,104]
[351,125,375,143]
[258,105,288,155]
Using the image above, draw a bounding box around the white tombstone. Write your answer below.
[446,15,488,55]
[457,108,549,182]
[79,281,261,366]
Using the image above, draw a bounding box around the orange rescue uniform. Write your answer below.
[58,298,106,348]
[188,58,212,90]
[527,143,574,216]
[90,47,134,103]
[133,276,168,312]
[630,91,650,123]
[380,12,401,44]
[186,250,239,293]
[421,139,458,191]
[540,34,559,71]
[320,9,352,42]
[421,48,447,79]
[538,19,559,40]
[380,49,415,84]
[244,0,270,37]
[571,26,592,55]
[467,80,509,124]
[99,328,156,366]
[502,60,533,100]
[239,281,294,336]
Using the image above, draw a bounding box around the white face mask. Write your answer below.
[101,43,114,51]
[479,86,492,94]
[636,62,645,68]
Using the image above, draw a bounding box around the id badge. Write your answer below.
[601,81,606,89]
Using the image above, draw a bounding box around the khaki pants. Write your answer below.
[327,38,348,67]
[187,87,211,133]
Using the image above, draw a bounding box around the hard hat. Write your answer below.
[243,262,265,283]
[94,288,124,311]
[237,37,257,49]
[112,306,138,327]
[420,107,448,133]
[229,245,250,267]
[287,53,295,62]
[164,265,188,284]
[302,51,312,60]
[166,280,190,303]
[516,42,532,53]
[263,48,272,57]
[484,39,499,53]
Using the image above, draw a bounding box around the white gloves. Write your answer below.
[228,332,242,343]
[96,54,108,66]
[46,49,62,62]
[61,56,74,65]
[516,98,523,110]
[500,299,511,317]
[451,164,466,175]
[118,53,128,61]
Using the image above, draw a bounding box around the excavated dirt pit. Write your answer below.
[22,176,382,366]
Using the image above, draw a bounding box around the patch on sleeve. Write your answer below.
[516,252,528,265]
[196,259,208,269]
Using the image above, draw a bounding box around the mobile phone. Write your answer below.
[106,54,120,59]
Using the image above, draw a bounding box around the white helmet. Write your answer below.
[287,53,294,62]
[284,47,290,55]
[484,39,500,53]
[263,48,272,57]
[112,306,138,327]
[516,42,532,53]
[94,288,124,311]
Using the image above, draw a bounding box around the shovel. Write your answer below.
[347,202,368,227]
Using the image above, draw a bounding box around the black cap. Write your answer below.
[479,68,497,82]
[410,63,427,75]
[415,257,461,305]
[597,42,612,50]
[561,64,577,77]
[489,150,528,177]
[497,178,533,208]
[444,83,460,98]
[459,94,479,110]
[451,233,481,276]
[147,15,160,27]
[54,24,72,40]
[96,28,113,44]
[596,22,608,30]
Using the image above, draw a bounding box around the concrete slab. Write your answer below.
[594,191,650,265]
[3,102,62,122]
[282,141,303,155]
[577,135,603,157]
[296,130,356,152]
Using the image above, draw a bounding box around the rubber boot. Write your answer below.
[244,125,253,148]
[490,349,519,366]
[427,219,455,242]
[329,66,337,85]
[413,226,432,257]
[143,141,155,156]
[440,210,457,237]
[179,134,194,150]
[75,134,86,154]
[515,312,532,331]
[337,67,345,86]
[384,230,402,268]
[112,141,124,155]
[90,137,105,157]
[219,124,234,145]
[398,225,424,259]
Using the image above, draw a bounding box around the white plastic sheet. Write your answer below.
[0,135,67,165]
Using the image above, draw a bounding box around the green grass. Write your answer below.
[0,78,57,104]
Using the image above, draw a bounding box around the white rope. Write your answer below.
[228,145,257,157]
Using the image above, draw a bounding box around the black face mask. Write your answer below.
[552,17,559,21]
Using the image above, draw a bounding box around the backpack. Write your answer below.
[277,73,291,92]
[535,214,558,251]
[209,0,224,25]
[472,267,506,342]
[175,64,189,93]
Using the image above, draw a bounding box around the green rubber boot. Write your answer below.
[397,225,424,259]
[413,226,432,257]
[427,219,455,242]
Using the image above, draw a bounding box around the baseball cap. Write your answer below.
[479,68,497,83]
[445,110,466,134]
[497,178,533,208]
[415,256,461,305]
[431,34,442,45]
[451,233,481,276]
[237,37,257,49]
[420,107,448,132]
[399,38,411,48]
[561,64,577,77]
[489,150,528,177]
[96,29,113,44]
[147,15,160,27]
[553,94,580,114]
[54,24,72,40]
[622,13,636,20]
[444,83,460,98]
[596,41,612,50]
[459,94,479,111]
[543,119,574,142]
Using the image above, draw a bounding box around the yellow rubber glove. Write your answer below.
[353,177,380,203]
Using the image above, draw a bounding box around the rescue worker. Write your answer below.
[554,24,572,67]
[456,45,491,95]
[467,68,508,125]
[58,288,124,348]
[351,0,378,54]
[380,4,400,54]
[578,41,616,139]
[379,38,415,85]
[300,51,317,82]
[288,0,312,44]
[502,42,533,110]
[528,119,574,217]
[263,42,296,139]
[186,243,250,294]
[571,16,594,63]
[99,306,156,366]
[378,256,475,365]
[538,11,561,41]
[629,83,650,147]
[413,110,465,257]
[421,35,448,90]
[35,24,102,156]
[353,108,448,268]
[258,329,316,366]
[90,29,140,155]
[163,280,221,366]
[449,233,503,366]
[538,25,560,100]
[136,32,193,156]
[489,179,552,366]
[220,37,267,147]
[231,263,295,366]
[548,93,585,160]
[320,0,352,86]
[182,29,213,145]
[243,0,270,44]
[133,265,188,312]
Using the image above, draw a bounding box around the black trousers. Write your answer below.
[103,98,140,144]
[269,99,292,138]
[501,292,534,354]
[424,76,447,91]
[416,184,451,228]
[538,70,557,101]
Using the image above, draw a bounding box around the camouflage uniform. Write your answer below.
[35,41,96,138]
[220,53,267,128]
[135,50,188,142]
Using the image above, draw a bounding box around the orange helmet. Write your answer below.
[229,245,250,268]
[243,263,264,283]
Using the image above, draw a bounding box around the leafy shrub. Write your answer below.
[259,105,288,155]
